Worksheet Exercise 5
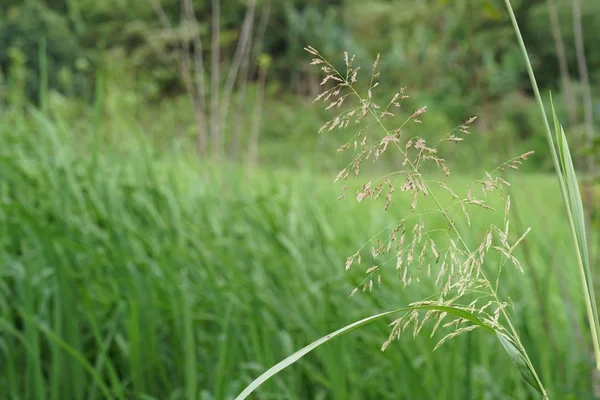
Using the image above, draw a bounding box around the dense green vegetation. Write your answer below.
[1,0,600,399]
[0,102,597,399]
[2,0,599,170]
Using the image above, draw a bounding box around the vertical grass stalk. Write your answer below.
[504,0,600,371]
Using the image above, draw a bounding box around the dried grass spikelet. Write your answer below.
[306,47,536,354]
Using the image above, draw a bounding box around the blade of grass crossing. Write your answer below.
[235,305,546,400]
[83,301,126,400]
[24,315,114,399]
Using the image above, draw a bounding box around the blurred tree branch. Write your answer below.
[148,0,265,159]
[546,0,576,127]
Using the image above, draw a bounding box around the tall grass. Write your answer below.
[504,0,600,372]
[1,6,599,395]
[0,100,596,399]
[236,2,599,399]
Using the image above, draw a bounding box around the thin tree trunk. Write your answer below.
[248,0,271,81]
[572,3,598,382]
[232,0,271,161]
[248,61,269,166]
[151,0,208,156]
[546,0,577,127]
[177,7,207,157]
[150,0,171,28]
[573,0,594,145]
[572,0,596,206]
[231,57,251,162]
[183,0,208,156]
[220,0,257,148]
[210,0,221,158]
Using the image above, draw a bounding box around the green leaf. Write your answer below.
[550,95,600,369]
[235,308,407,400]
[496,332,542,394]
[504,0,600,373]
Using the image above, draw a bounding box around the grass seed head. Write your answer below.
[308,48,536,353]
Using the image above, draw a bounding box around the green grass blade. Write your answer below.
[550,96,600,369]
[235,308,408,400]
[505,0,600,371]
[236,305,545,399]
[26,315,114,399]
[496,332,541,394]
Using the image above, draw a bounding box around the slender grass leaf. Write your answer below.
[496,332,542,395]
[235,308,409,400]
[236,305,523,399]
[26,315,114,400]
[505,0,600,371]
[550,96,600,369]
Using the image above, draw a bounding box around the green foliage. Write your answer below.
[0,1,89,100]
[527,0,600,87]
[1,0,597,165]
[0,1,598,398]
[0,99,597,399]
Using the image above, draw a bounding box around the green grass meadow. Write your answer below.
[0,104,597,399]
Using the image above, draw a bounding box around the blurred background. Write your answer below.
[1,0,600,399]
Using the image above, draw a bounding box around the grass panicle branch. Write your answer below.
[237,45,552,399]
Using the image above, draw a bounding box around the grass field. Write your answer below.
[0,107,597,399]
